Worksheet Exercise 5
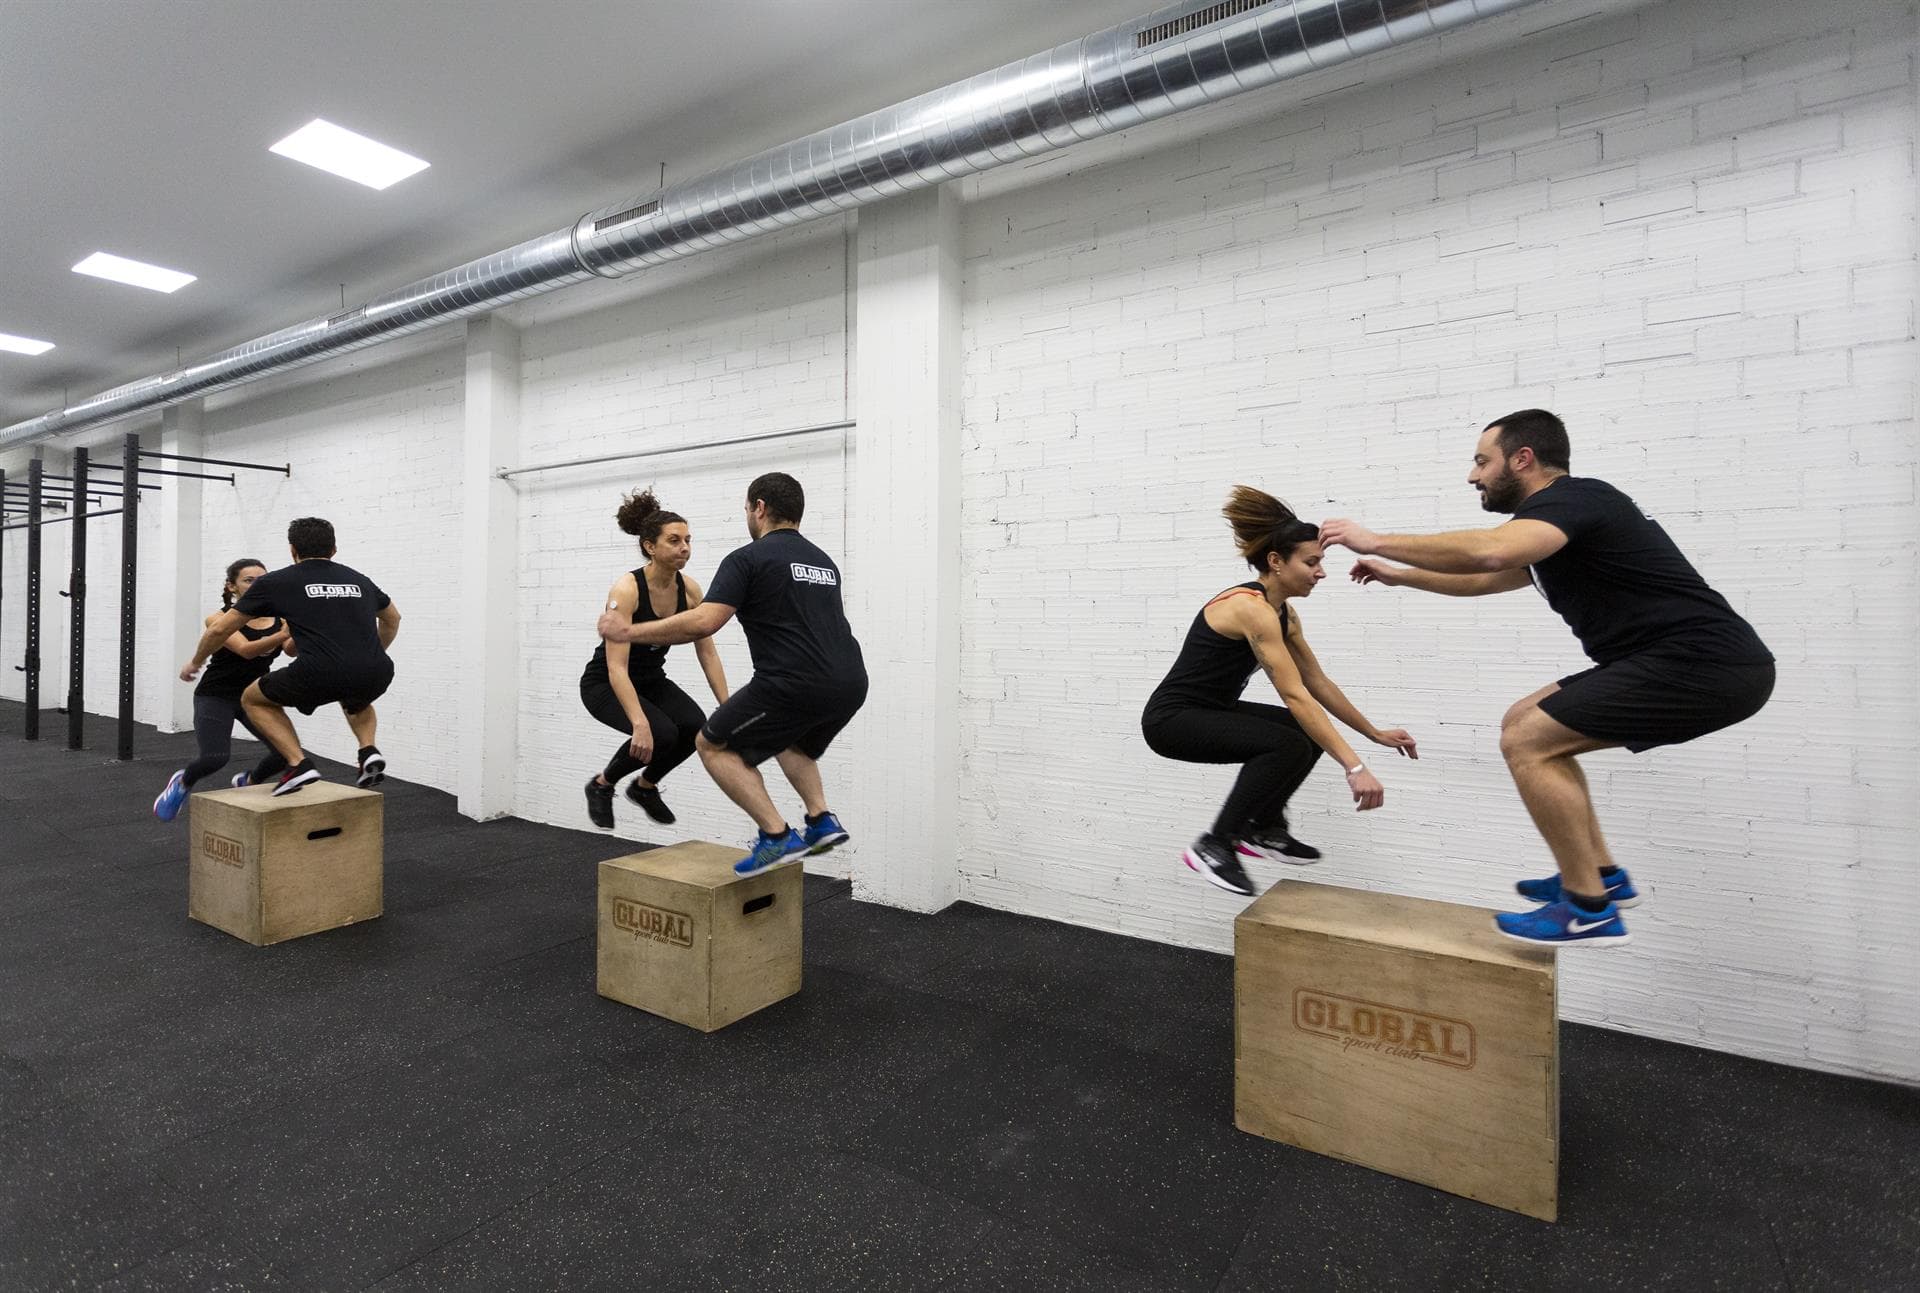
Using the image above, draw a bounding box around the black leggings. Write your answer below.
[1142,702,1323,840]
[581,675,706,786]
[184,693,280,788]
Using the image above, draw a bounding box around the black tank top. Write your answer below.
[1143,583,1288,718]
[196,616,283,700]
[583,569,685,687]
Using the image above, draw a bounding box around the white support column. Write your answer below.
[459,315,522,820]
[156,402,204,732]
[849,185,963,913]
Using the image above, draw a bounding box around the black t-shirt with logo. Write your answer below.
[705,529,865,686]
[233,558,391,674]
[1512,477,1772,666]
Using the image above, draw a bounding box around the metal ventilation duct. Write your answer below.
[1,0,1543,452]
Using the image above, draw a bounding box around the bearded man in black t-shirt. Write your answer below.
[1319,409,1773,949]
[598,472,867,878]
[182,517,402,796]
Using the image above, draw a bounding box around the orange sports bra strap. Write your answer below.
[1204,587,1264,609]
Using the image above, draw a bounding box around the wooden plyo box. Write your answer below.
[188,782,384,946]
[1235,880,1560,1221]
[597,840,802,1032]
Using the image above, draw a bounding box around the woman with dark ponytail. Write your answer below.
[581,489,730,829]
[1141,487,1417,896]
[152,559,291,821]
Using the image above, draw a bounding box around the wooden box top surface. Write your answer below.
[195,782,382,814]
[1237,879,1555,974]
[600,840,758,890]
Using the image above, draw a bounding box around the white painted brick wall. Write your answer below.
[957,0,1917,1082]
[193,343,466,774]
[504,226,864,866]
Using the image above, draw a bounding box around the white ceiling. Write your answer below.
[0,0,1141,429]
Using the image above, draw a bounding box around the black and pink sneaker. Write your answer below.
[1183,834,1254,897]
[273,760,321,797]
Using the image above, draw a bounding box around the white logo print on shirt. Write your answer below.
[790,563,837,586]
[304,583,363,598]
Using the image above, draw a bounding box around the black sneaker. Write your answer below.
[585,778,615,829]
[274,760,322,797]
[1241,825,1321,864]
[1182,834,1255,896]
[357,748,386,788]
[624,780,675,824]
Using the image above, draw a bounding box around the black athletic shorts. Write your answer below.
[701,674,867,767]
[1541,652,1774,753]
[256,657,394,717]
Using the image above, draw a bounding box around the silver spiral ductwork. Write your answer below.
[1,0,1543,452]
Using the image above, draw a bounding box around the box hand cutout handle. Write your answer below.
[742,893,776,916]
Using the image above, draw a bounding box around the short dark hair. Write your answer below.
[287,517,336,559]
[747,472,804,525]
[1486,409,1570,472]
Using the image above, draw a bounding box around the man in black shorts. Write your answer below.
[598,472,866,877]
[181,517,401,795]
[1320,409,1773,947]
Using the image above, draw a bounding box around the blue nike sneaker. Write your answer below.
[152,770,189,823]
[802,811,850,855]
[1515,867,1640,908]
[735,827,807,877]
[1496,899,1631,947]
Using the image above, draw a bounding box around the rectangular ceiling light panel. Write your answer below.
[72,252,197,293]
[270,118,429,190]
[0,332,56,355]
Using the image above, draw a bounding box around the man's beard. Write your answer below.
[1478,468,1524,513]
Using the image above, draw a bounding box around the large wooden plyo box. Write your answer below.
[1235,880,1560,1221]
[597,840,802,1032]
[188,782,384,946]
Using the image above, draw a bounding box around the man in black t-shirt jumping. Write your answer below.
[598,472,867,877]
[1320,409,1773,948]
[182,517,402,796]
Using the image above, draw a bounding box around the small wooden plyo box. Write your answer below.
[597,840,802,1032]
[188,782,384,946]
[1235,880,1560,1221]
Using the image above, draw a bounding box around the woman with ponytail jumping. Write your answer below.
[582,489,730,829]
[153,559,290,821]
[1141,488,1417,896]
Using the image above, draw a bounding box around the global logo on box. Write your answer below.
[1293,988,1476,1070]
[611,897,693,948]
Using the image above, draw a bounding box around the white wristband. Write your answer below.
[1346,763,1366,775]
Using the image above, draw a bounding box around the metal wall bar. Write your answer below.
[22,460,42,739]
[141,449,290,476]
[43,473,160,492]
[118,433,138,761]
[0,509,123,534]
[497,419,856,480]
[67,448,88,750]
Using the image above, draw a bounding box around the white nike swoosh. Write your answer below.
[1567,916,1613,933]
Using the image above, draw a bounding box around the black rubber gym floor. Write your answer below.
[2,698,1915,1291]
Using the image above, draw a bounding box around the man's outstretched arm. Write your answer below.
[1349,557,1534,597]
[1320,517,1566,574]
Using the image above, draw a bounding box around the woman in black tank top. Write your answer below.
[1141,488,1418,897]
[581,490,731,830]
[152,559,291,821]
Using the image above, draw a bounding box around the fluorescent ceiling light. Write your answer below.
[269,118,429,190]
[0,332,56,356]
[72,252,196,294]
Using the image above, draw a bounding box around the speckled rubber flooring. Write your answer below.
[2,699,1916,1291]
